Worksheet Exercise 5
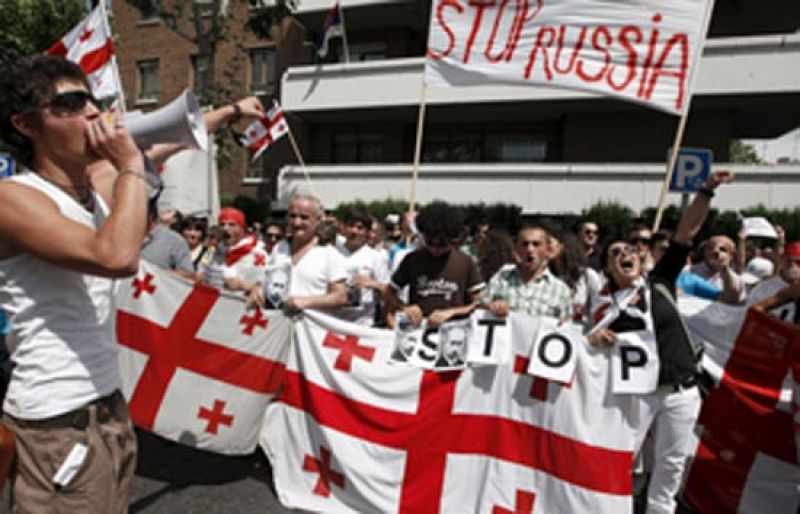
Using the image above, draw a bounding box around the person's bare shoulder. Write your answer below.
[0,180,61,259]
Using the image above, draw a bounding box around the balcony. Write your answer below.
[258,162,800,214]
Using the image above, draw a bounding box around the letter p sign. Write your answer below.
[669,148,712,193]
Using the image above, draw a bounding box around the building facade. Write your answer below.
[264,0,800,213]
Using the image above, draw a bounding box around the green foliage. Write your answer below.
[586,200,800,244]
[729,139,762,164]
[332,199,521,231]
[0,0,87,65]
[245,0,299,39]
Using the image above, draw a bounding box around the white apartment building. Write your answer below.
[249,0,800,214]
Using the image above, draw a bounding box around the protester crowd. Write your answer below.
[0,55,798,514]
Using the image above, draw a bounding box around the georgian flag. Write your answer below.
[116,261,292,455]
[238,102,289,162]
[46,2,122,101]
[261,310,639,513]
[679,298,800,513]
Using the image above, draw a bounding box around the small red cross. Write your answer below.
[253,253,266,266]
[492,489,536,514]
[132,273,157,299]
[198,399,234,435]
[79,29,94,42]
[248,129,258,137]
[302,445,344,497]
[513,355,549,401]
[322,332,375,372]
[240,309,268,335]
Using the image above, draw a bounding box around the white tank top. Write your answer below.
[0,171,120,419]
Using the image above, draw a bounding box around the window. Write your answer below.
[192,55,211,97]
[250,48,277,95]
[137,59,159,102]
[195,0,214,16]
[333,134,383,163]
[423,134,482,163]
[137,0,162,22]
[347,42,387,62]
[487,135,548,162]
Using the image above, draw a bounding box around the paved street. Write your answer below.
[0,429,294,514]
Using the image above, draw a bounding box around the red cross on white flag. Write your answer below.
[238,101,290,162]
[116,260,292,455]
[261,310,639,513]
[46,3,122,101]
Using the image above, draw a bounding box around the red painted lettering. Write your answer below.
[575,26,611,83]
[607,25,642,91]
[503,0,543,63]
[524,25,555,80]
[463,0,497,64]
[427,0,464,61]
[553,25,587,75]
[485,0,516,62]
[643,33,689,110]
[637,13,662,97]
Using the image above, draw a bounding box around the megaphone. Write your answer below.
[124,90,208,152]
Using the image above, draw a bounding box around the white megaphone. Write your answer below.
[124,90,208,152]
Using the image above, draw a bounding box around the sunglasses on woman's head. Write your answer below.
[43,90,101,117]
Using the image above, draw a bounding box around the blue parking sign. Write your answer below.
[669,148,712,193]
[0,153,15,179]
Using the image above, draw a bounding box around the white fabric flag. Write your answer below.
[238,102,289,161]
[46,3,122,100]
[116,261,292,455]
[262,310,639,513]
[425,0,711,115]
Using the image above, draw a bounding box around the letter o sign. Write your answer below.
[537,333,572,368]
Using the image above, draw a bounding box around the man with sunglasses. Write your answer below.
[690,234,746,304]
[386,201,484,328]
[588,170,733,514]
[578,220,602,271]
[0,55,150,513]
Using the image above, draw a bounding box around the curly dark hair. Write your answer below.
[549,231,587,291]
[0,55,88,167]
[416,201,465,245]
[478,229,515,281]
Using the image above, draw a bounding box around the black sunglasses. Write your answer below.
[43,90,101,117]
[609,244,637,258]
[629,237,652,246]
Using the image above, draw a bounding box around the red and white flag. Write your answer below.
[238,102,290,161]
[261,310,639,513]
[116,261,292,455]
[46,3,122,101]
[680,299,800,513]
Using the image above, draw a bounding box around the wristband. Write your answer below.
[229,103,242,124]
[697,187,715,198]
[117,167,164,201]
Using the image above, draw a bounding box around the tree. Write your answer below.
[0,0,86,65]
[729,139,762,164]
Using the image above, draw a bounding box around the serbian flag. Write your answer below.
[46,2,121,101]
[261,310,639,513]
[237,102,289,162]
[316,2,344,58]
[679,298,800,513]
[115,261,292,455]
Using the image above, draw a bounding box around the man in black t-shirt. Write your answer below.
[386,201,484,328]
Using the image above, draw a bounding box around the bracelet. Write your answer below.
[117,168,164,201]
[117,168,149,182]
[230,103,242,124]
[697,187,715,198]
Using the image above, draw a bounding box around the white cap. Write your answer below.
[742,257,774,285]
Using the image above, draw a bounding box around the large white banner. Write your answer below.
[261,310,639,513]
[425,0,712,115]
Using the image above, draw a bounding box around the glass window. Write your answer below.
[423,134,482,163]
[250,48,277,95]
[137,59,159,101]
[487,134,548,162]
[348,42,387,62]
[333,134,383,163]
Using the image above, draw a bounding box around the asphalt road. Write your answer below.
[0,429,295,514]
